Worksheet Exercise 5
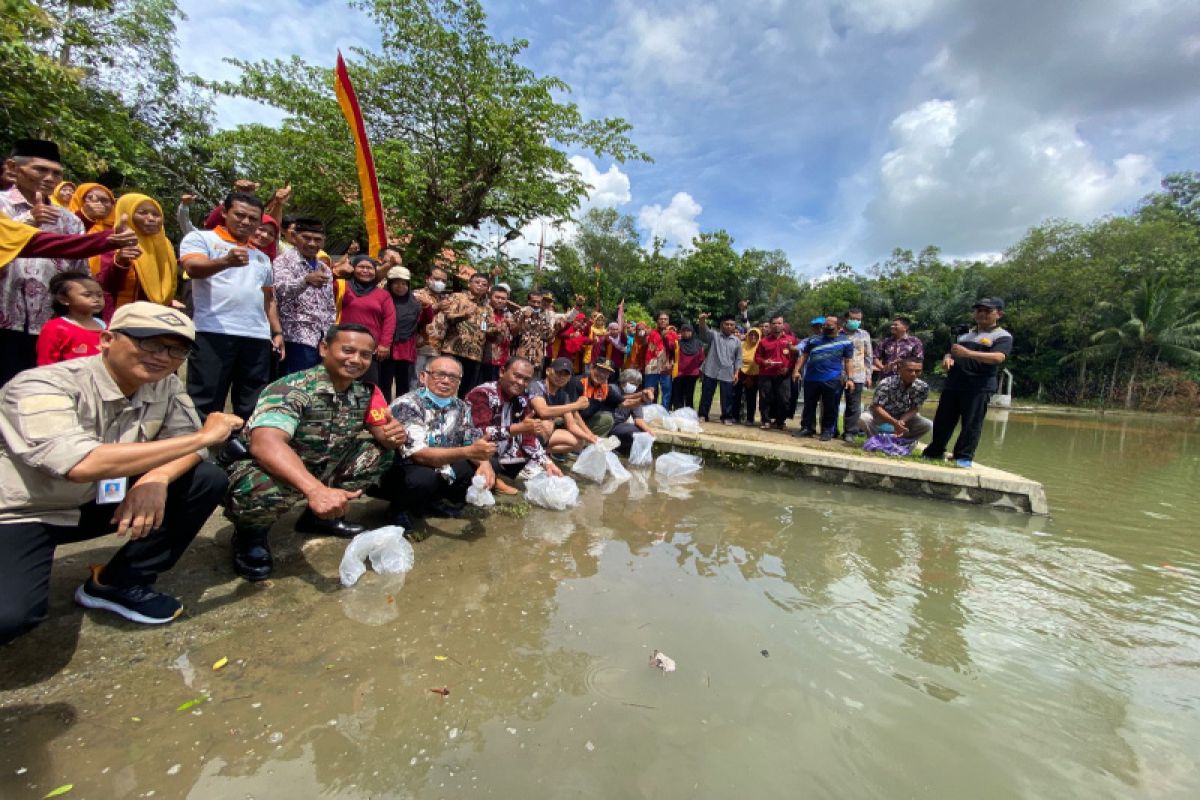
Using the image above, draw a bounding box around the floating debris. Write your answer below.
[212,657,229,671]
[649,650,676,672]
[430,687,450,697]
[175,697,206,712]
[43,786,74,798]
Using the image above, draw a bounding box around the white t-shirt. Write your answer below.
[179,228,273,339]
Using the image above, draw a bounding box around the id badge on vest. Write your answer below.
[97,477,128,505]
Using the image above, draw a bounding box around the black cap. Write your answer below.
[974,297,1005,311]
[592,357,616,373]
[550,357,573,373]
[9,138,61,163]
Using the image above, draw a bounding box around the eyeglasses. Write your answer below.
[115,331,193,359]
[425,369,462,383]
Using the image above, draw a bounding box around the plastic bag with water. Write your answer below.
[654,451,703,480]
[605,451,631,482]
[573,443,609,482]
[641,404,669,425]
[669,407,702,433]
[629,432,654,466]
[465,474,496,507]
[339,526,415,588]
[525,474,581,510]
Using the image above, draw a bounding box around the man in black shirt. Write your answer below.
[566,358,624,437]
[922,298,1013,468]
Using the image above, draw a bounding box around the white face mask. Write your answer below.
[622,383,638,393]
[428,279,446,293]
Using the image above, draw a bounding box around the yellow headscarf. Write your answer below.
[50,181,76,208]
[67,182,116,231]
[68,183,117,274]
[741,327,761,374]
[0,214,39,270]
[112,193,176,306]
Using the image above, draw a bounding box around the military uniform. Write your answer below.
[225,365,392,530]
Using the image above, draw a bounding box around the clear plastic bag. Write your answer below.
[525,474,581,510]
[605,451,631,482]
[465,474,496,507]
[596,435,621,452]
[339,526,415,588]
[654,451,703,480]
[572,443,609,482]
[629,432,654,466]
[641,404,669,425]
[670,408,702,433]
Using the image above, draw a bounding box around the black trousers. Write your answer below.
[187,331,272,420]
[0,461,227,643]
[762,374,791,425]
[698,376,733,421]
[671,375,698,410]
[455,357,484,397]
[379,359,414,402]
[732,373,757,423]
[924,388,992,461]
[842,381,865,434]
[787,377,801,418]
[0,329,38,389]
[800,379,843,433]
[376,459,475,515]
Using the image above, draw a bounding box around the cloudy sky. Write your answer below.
[176,0,1200,275]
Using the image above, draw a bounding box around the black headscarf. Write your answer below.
[392,289,421,342]
[678,323,703,356]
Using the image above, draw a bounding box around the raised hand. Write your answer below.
[233,179,260,194]
[30,192,59,227]
[180,194,195,206]
[109,214,138,249]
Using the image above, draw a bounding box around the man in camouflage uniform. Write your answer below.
[225,323,407,581]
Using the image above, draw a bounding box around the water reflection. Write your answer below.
[2,413,1199,797]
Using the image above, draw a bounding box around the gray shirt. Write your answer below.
[698,326,741,382]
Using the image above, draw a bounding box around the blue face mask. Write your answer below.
[420,388,455,408]
[846,320,861,331]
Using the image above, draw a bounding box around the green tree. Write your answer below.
[206,0,649,268]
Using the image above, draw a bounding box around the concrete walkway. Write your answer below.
[651,421,1048,515]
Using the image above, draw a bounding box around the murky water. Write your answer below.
[3,411,1199,798]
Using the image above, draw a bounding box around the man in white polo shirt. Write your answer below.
[180,192,285,420]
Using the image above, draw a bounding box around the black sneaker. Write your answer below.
[819,431,833,442]
[794,428,816,438]
[74,566,183,625]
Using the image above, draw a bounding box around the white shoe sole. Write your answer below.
[74,585,182,625]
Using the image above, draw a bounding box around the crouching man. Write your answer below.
[373,356,498,531]
[0,303,240,640]
[224,324,406,581]
[860,358,932,440]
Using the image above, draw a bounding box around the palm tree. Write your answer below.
[1064,276,1200,407]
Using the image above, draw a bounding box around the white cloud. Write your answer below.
[638,192,703,247]
[863,97,1159,254]
[569,155,632,210]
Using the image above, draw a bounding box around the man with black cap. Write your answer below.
[0,302,242,640]
[567,357,625,438]
[272,217,335,375]
[922,298,1012,468]
[0,139,88,386]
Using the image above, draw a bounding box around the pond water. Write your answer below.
[3,411,1199,798]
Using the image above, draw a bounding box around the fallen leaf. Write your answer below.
[176,697,206,712]
[44,786,74,798]
[212,657,229,671]
[434,655,448,661]
[386,594,395,604]
[430,687,450,697]
[130,716,142,723]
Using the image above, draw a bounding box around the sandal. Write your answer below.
[494,479,520,496]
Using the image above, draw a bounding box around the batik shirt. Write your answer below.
[513,306,553,364]
[844,328,874,383]
[877,335,924,376]
[464,381,548,466]
[0,186,86,334]
[439,291,489,361]
[389,389,480,461]
[272,248,335,348]
[871,375,930,418]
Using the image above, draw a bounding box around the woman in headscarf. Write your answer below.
[50,181,76,208]
[96,194,177,321]
[380,265,431,400]
[67,182,117,274]
[249,214,280,262]
[733,326,761,425]
[670,323,704,410]
[337,255,395,387]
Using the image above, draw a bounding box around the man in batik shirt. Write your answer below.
[464,356,562,491]
[271,218,335,374]
[873,315,924,378]
[438,272,490,396]
[512,288,554,374]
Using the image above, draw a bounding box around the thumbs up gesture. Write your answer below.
[109,213,138,249]
[30,192,59,227]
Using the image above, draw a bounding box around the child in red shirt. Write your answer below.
[37,271,106,366]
